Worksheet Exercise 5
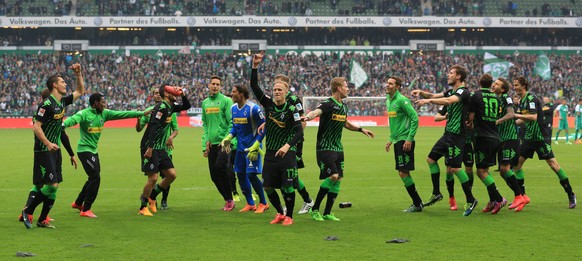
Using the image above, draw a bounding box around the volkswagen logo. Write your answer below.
[187,17,196,26]
[94,17,103,26]
[483,17,492,27]
[383,17,392,26]
[288,17,297,26]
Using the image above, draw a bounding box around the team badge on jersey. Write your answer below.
[296,103,303,111]
[37,108,45,117]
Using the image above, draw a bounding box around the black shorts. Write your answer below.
[141,149,174,173]
[316,151,344,179]
[445,133,466,168]
[520,140,555,160]
[33,151,63,186]
[499,139,519,167]
[78,152,101,177]
[463,141,474,167]
[473,136,501,169]
[393,141,415,171]
[262,151,298,189]
[428,135,447,162]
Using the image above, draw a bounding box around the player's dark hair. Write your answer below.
[46,75,61,91]
[41,88,50,100]
[234,83,250,99]
[211,75,222,83]
[515,76,529,91]
[451,64,467,82]
[497,77,510,94]
[159,85,166,98]
[388,76,403,87]
[89,93,104,107]
[479,74,493,89]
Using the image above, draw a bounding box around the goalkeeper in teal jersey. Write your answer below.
[554,99,571,144]
[384,76,423,212]
[136,87,179,210]
[64,93,148,218]
[303,77,375,222]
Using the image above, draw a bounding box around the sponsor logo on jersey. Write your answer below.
[87,127,103,133]
[53,110,65,119]
[332,114,347,122]
[205,107,220,114]
[234,117,248,124]
[269,116,286,128]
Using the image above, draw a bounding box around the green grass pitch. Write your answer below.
[1,127,581,260]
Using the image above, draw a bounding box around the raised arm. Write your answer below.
[175,94,191,112]
[250,52,270,106]
[69,63,85,102]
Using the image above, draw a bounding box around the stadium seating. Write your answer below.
[0,51,580,117]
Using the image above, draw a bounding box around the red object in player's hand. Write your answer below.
[164,85,183,96]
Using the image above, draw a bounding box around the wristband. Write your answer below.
[358,127,363,132]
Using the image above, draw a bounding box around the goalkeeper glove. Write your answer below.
[245,140,261,161]
[220,134,233,152]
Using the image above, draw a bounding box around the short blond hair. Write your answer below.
[330,77,347,93]
[274,75,290,84]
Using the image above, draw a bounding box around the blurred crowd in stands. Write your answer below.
[1,51,580,117]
